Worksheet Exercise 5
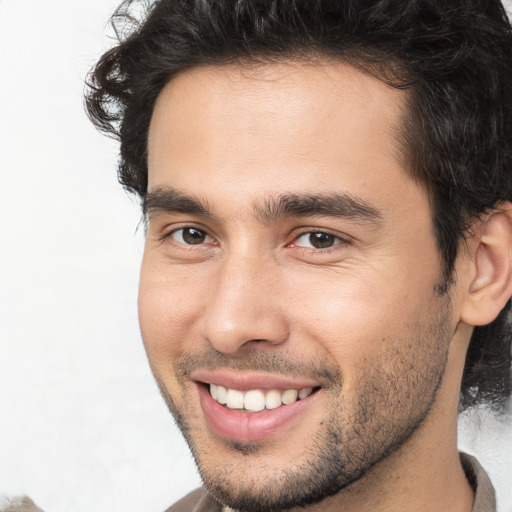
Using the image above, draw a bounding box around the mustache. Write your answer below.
[176,350,342,384]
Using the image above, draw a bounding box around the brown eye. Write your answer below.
[295,232,340,249]
[170,227,212,245]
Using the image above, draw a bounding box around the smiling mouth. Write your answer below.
[207,383,321,412]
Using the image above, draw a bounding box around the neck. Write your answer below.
[226,443,474,512]
[295,422,473,512]
[293,336,475,512]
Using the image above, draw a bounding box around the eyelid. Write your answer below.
[176,227,213,242]
[160,224,216,245]
[157,223,349,252]
[287,228,350,248]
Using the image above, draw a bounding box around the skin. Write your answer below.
[139,61,480,512]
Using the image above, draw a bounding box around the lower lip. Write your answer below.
[197,384,318,442]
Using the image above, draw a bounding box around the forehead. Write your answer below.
[147,60,422,221]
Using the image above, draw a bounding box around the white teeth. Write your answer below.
[299,387,313,399]
[216,385,228,404]
[226,389,244,409]
[244,390,266,412]
[209,384,316,411]
[265,389,282,410]
[281,389,298,405]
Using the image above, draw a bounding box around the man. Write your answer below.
[86,1,512,511]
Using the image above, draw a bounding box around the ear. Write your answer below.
[461,201,512,326]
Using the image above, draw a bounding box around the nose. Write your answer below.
[202,253,289,354]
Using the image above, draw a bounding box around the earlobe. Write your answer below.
[461,202,512,326]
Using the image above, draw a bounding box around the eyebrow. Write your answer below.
[143,187,216,220]
[254,193,383,226]
[143,186,382,227]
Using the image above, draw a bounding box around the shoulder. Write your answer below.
[164,488,221,512]
[0,497,45,512]
[460,452,496,512]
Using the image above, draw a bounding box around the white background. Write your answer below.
[0,1,511,511]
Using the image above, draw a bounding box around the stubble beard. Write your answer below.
[153,298,453,512]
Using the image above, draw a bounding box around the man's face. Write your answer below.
[140,62,461,510]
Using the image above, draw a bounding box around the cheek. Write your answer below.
[138,260,207,366]
[286,267,382,339]
[285,267,433,377]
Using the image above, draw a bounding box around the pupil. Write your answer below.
[183,228,205,245]
[309,232,334,249]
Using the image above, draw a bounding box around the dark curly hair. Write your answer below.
[85,0,512,412]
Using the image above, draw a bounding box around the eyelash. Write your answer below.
[289,230,349,252]
[161,226,349,253]
[161,226,216,247]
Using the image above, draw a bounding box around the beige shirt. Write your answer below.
[165,453,496,512]
[0,497,45,512]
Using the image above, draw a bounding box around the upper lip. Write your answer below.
[191,370,320,391]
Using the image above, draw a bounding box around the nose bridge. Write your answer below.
[202,249,288,353]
